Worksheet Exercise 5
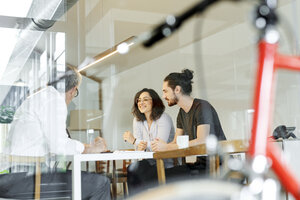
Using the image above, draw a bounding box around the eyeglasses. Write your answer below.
[136,98,152,104]
[74,88,79,97]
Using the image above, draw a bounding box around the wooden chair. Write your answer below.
[94,149,133,199]
[153,139,248,184]
[111,149,134,198]
[111,159,131,198]
[5,155,45,199]
[95,160,110,174]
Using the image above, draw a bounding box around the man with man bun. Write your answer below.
[151,68,226,151]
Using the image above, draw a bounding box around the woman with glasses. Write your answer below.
[123,88,174,155]
[123,88,174,195]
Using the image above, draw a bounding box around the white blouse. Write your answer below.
[132,112,175,168]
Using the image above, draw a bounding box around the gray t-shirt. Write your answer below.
[177,99,226,141]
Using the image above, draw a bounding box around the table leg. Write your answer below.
[112,160,117,198]
[156,159,166,184]
[34,160,41,200]
[209,155,216,177]
[215,155,220,176]
[73,156,81,200]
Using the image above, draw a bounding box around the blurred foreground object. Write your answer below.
[128,179,241,200]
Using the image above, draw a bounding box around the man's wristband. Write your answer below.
[133,138,137,145]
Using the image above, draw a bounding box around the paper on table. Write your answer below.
[113,150,145,153]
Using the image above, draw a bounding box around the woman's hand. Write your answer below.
[137,141,147,151]
[123,131,135,144]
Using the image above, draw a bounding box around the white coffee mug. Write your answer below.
[176,135,189,149]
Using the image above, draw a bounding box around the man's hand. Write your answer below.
[123,131,135,144]
[150,138,168,152]
[93,137,107,152]
[83,137,107,153]
[137,141,147,151]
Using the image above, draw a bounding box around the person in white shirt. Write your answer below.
[122,88,175,195]
[0,66,110,200]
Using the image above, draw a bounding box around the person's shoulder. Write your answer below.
[194,98,208,104]
[193,99,217,113]
[49,86,63,97]
[194,98,212,107]
[157,112,173,125]
[133,117,138,123]
[159,112,172,121]
[133,117,143,125]
[39,86,61,100]
[29,86,60,105]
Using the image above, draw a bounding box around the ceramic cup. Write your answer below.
[176,135,189,149]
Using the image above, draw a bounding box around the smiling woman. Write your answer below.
[122,88,175,194]
[124,88,174,148]
[132,88,164,122]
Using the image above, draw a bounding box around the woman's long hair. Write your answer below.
[132,88,165,121]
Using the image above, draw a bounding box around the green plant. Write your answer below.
[0,106,15,123]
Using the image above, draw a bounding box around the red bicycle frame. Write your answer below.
[249,40,300,199]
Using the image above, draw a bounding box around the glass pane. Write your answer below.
[1,0,300,199]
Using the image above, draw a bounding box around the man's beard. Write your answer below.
[167,96,178,107]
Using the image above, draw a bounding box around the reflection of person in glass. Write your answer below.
[123,88,174,157]
[0,66,110,199]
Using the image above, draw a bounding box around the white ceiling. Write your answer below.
[51,0,255,78]
[0,0,297,85]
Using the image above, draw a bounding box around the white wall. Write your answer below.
[68,76,100,143]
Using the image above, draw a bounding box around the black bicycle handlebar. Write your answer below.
[142,0,220,48]
[142,0,278,48]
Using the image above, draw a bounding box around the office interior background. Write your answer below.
[0,0,300,183]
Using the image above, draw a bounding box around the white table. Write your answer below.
[71,151,153,200]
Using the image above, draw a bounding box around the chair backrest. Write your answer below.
[122,160,131,173]
[112,149,134,175]
[4,155,45,199]
[95,160,110,173]
[119,149,134,173]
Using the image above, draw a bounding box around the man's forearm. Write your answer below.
[83,143,101,154]
[167,139,203,150]
[189,138,204,147]
[165,143,179,151]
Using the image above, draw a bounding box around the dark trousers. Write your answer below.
[0,170,111,200]
[127,158,208,196]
